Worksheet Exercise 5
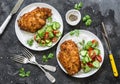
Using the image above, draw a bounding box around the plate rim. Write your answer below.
[56,29,104,78]
[15,2,63,51]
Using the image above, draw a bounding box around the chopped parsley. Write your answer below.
[19,68,31,78]
[27,39,34,46]
[42,53,54,62]
[70,29,80,37]
[74,2,83,10]
[47,16,52,22]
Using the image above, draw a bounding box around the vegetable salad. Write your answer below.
[34,17,61,47]
[79,39,102,73]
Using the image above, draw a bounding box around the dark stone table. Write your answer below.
[0,0,120,84]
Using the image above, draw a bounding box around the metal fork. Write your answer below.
[12,55,56,72]
[22,48,56,72]
[22,48,56,83]
[12,55,55,83]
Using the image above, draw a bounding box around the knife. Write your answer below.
[0,0,24,35]
[101,22,119,77]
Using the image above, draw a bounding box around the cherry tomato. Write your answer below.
[53,30,59,35]
[92,39,98,46]
[96,55,102,62]
[44,32,49,39]
[92,39,98,43]
[88,47,93,51]
[87,62,93,68]
[52,37,58,43]
[89,50,96,61]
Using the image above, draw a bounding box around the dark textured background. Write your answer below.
[0,0,120,84]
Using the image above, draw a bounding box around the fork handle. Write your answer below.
[31,62,56,72]
[43,65,56,72]
[45,72,56,83]
[36,63,56,83]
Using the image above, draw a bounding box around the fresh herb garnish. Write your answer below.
[47,53,54,59]
[74,2,83,10]
[25,71,31,77]
[79,40,85,46]
[47,16,52,22]
[27,39,34,46]
[19,68,31,78]
[82,15,92,26]
[42,53,54,62]
[70,29,80,37]
[42,55,48,62]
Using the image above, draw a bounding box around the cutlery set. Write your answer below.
[12,48,56,83]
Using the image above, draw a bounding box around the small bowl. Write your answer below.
[65,9,81,26]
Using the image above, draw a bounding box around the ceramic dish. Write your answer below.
[15,3,63,51]
[56,30,104,78]
[65,9,81,26]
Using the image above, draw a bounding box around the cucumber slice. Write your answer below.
[83,64,91,73]
[52,22,61,30]
[85,44,90,50]
[84,56,89,63]
[84,41,92,50]
[37,27,46,38]
[87,41,92,46]
[46,26,53,32]
[92,60,100,68]
[49,32,54,38]
[80,50,87,56]
[55,22,61,29]
[82,56,90,63]
[82,58,86,64]
[45,40,50,43]
[47,42,52,47]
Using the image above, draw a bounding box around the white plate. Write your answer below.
[15,3,63,51]
[56,30,104,78]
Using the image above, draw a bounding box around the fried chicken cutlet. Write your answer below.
[58,40,81,75]
[18,7,52,33]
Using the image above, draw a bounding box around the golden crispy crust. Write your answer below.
[58,40,81,75]
[17,7,52,33]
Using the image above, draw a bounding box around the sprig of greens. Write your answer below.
[27,39,34,46]
[47,16,52,22]
[70,29,80,37]
[19,68,31,78]
[42,53,54,62]
[74,2,83,10]
[82,15,92,26]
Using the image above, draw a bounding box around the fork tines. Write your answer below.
[23,48,33,59]
[12,55,25,63]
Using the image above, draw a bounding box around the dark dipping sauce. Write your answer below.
[69,14,78,21]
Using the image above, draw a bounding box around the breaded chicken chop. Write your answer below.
[18,7,52,33]
[58,40,81,75]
